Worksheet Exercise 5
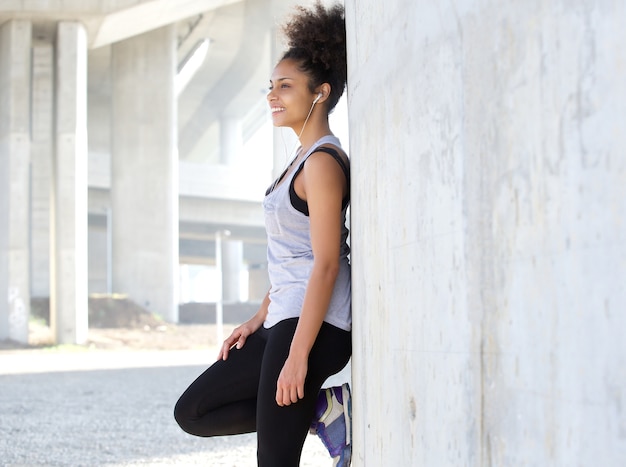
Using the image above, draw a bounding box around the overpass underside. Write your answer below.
[0,0,297,344]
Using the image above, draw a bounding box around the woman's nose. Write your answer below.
[267,88,277,102]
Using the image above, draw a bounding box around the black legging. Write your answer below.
[174,318,351,467]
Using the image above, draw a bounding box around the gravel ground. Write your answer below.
[0,324,350,467]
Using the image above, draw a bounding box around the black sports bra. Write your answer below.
[289,146,350,216]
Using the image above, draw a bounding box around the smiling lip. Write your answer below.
[271,107,285,113]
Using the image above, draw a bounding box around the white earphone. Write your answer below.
[313,92,323,104]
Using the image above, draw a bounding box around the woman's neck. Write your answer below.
[295,118,333,153]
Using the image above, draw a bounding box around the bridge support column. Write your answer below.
[248,265,270,302]
[30,42,54,301]
[0,20,31,344]
[219,117,242,166]
[51,21,89,344]
[111,25,178,322]
[221,238,243,303]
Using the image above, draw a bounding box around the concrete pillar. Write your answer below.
[51,21,88,345]
[111,25,178,322]
[248,265,270,302]
[221,239,243,303]
[347,0,626,465]
[219,116,242,165]
[30,42,54,299]
[0,20,32,343]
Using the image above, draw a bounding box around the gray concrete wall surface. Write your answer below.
[347,0,626,465]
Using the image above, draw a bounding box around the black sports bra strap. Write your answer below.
[312,147,350,185]
[289,146,350,216]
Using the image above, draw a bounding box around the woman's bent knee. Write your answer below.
[173,398,202,436]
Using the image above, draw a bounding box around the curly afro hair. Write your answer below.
[280,1,346,112]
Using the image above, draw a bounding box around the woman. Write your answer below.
[174,3,352,466]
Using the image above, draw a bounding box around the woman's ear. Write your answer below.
[316,83,332,103]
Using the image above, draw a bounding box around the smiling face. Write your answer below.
[267,58,318,131]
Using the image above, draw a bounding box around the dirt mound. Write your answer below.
[88,295,164,328]
[30,294,163,328]
[2,296,235,351]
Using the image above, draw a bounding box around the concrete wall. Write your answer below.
[347,1,626,465]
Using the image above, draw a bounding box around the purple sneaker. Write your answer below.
[310,383,352,466]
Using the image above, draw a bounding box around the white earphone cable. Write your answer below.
[270,97,319,193]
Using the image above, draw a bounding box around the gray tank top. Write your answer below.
[263,135,351,331]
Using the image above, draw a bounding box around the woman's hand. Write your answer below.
[275,353,308,406]
[218,318,260,361]
[218,293,270,361]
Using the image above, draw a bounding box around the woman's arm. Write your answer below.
[275,148,348,406]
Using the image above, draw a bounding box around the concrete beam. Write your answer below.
[179,197,264,228]
[88,187,264,229]
[0,0,243,48]
[91,0,242,48]
[178,0,271,159]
